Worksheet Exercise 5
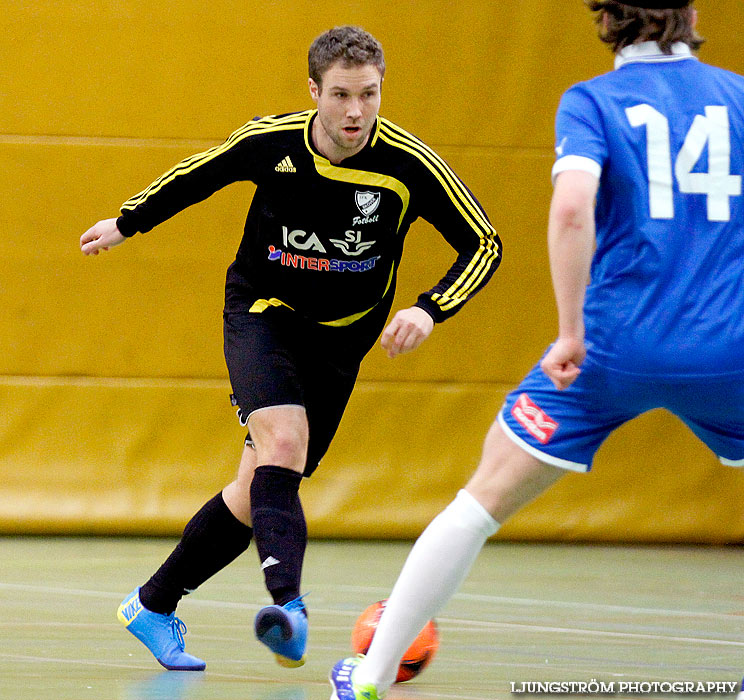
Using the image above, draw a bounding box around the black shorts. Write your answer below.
[223,311,364,476]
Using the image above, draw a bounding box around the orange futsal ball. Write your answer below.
[351,600,439,683]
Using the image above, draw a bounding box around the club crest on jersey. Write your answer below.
[355,190,381,217]
[511,393,558,444]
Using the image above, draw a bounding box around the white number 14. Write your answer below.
[626,104,741,222]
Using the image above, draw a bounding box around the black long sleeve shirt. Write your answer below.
[118,110,501,338]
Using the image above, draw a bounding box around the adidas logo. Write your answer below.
[261,556,281,570]
[275,156,296,173]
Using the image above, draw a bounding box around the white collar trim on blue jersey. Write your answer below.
[615,41,695,70]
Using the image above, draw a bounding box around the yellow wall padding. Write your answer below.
[2,1,744,541]
[3,378,744,543]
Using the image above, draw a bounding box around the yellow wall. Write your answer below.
[2,1,744,542]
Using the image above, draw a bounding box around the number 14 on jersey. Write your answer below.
[626,104,742,222]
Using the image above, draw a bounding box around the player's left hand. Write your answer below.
[80,218,126,256]
[540,336,586,390]
[381,306,435,359]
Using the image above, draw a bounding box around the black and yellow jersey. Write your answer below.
[117,110,501,330]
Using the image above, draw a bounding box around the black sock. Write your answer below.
[250,464,306,607]
[140,491,253,614]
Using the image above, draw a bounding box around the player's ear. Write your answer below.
[308,78,320,103]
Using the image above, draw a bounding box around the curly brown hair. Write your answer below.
[308,26,386,86]
[586,1,704,54]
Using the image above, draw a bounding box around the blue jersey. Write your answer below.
[553,42,744,377]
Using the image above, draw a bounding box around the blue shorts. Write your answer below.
[499,354,744,472]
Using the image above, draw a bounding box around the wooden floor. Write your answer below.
[0,537,741,700]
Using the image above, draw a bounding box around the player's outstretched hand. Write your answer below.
[381,306,435,359]
[80,218,126,256]
[540,336,586,390]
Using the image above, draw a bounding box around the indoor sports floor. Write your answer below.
[0,537,741,700]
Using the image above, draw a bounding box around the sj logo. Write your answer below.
[329,230,376,256]
[511,393,558,444]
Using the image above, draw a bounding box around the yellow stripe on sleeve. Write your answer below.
[121,112,312,211]
[377,120,500,310]
[379,119,494,236]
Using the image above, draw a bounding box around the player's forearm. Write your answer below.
[416,229,502,322]
[548,226,591,340]
[117,128,251,236]
[547,176,597,340]
[117,159,233,236]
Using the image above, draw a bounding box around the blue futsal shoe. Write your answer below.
[737,677,744,700]
[254,596,308,667]
[329,656,382,700]
[117,588,206,671]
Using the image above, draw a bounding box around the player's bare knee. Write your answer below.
[252,422,308,468]
[261,430,307,468]
[247,406,308,468]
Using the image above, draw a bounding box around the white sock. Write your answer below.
[354,489,499,693]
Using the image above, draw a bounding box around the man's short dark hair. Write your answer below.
[586,0,704,54]
[308,26,385,86]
